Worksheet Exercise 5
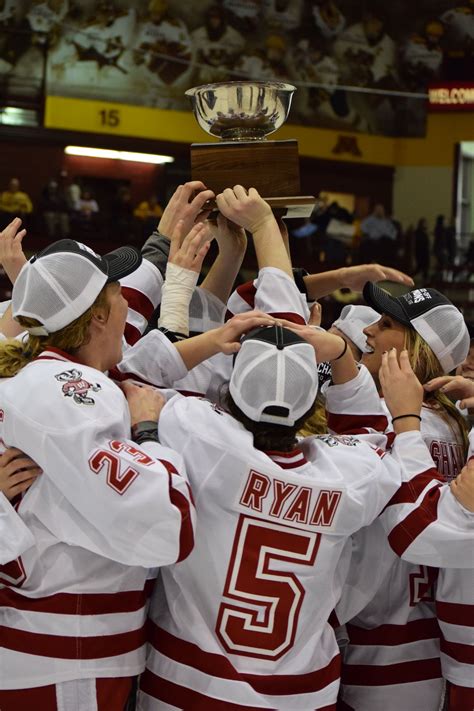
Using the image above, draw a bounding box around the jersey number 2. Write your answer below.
[216,515,320,660]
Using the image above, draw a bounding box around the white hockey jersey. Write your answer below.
[326,367,454,710]
[0,348,194,689]
[136,394,432,710]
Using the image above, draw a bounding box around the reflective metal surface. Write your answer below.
[185,81,296,141]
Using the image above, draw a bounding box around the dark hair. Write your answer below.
[224,390,316,452]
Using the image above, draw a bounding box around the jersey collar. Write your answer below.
[36,347,83,364]
[265,448,308,470]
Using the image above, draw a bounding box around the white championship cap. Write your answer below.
[12,239,142,336]
[229,325,318,426]
[364,282,470,373]
[332,304,380,354]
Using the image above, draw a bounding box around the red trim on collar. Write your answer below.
[265,448,308,469]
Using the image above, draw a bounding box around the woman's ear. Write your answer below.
[91,305,109,327]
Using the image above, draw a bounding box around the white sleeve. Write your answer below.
[254,267,309,324]
[0,492,35,565]
[380,431,474,568]
[5,376,194,568]
[325,365,394,449]
[226,268,310,324]
[121,259,163,345]
[113,329,188,388]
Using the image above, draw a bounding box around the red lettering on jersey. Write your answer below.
[430,440,463,481]
[239,471,271,512]
[310,490,342,527]
[89,450,139,495]
[409,565,436,606]
[109,440,154,466]
[0,409,4,422]
[0,556,26,587]
[269,480,297,518]
[283,487,311,524]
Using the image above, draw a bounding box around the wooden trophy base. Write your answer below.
[190,139,315,219]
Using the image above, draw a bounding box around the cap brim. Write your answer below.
[362,282,412,327]
[103,246,142,282]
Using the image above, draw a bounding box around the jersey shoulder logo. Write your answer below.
[55,368,102,406]
[317,434,359,448]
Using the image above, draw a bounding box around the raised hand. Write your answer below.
[216,186,274,234]
[424,375,474,411]
[158,181,215,240]
[339,264,414,291]
[379,349,423,429]
[0,217,28,284]
[168,221,211,273]
[206,213,247,256]
[212,311,277,355]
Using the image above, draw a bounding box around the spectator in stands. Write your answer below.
[262,0,303,32]
[433,214,456,278]
[134,194,163,240]
[192,4,245,84]
[71,189,99,235]
[76,189,98,218]
[312,0,346,39]
[111,186,134,241]
[0,178,33,228]
[39,178,70,240]
[360,203,397,265]
[413,217,430,280]
[58,170,81,211]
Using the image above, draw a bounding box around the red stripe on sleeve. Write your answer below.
[388,485,442,557]
[436,601,474,627]
[160,460,195,562]
[386,469,444,508]
[124,323,142,346]
[327,413,389,436]
[121,286,155,321]
[441,637,474,664]
[236,281,257,308]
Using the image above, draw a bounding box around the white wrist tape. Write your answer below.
[158,262,199,336]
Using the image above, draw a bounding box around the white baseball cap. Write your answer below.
[229,325,318,426]
[12,239,142,336]
[363,282,470,373]
[332,304,380,354]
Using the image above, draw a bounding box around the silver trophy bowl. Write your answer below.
[185,81,296,141]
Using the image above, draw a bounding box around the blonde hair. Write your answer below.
[0,286,110,378]
[298,393,328,437]
[405,328,469,457]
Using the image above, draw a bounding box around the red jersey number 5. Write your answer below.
[216,515,320,660]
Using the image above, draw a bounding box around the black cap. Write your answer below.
[240,324,307,350]
[363,282,455,327]
[32,239,142,283]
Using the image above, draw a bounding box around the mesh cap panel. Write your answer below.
[12,252,108,334]
[411,305,470,372]
[229,335,318,426]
